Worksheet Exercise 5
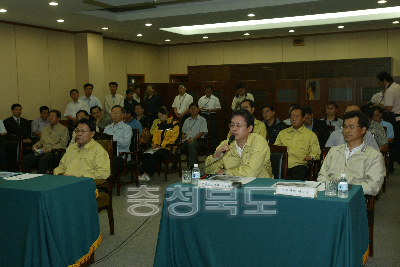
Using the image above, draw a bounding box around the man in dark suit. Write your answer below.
[302,106,329,155]
[4,104,32,144]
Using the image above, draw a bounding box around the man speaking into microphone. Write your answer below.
[205,109,273,178]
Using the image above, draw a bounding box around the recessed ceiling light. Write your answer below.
[203,36,208,39]
[244,33,250,35]
[248,14,255,17]
[393,21,400,24]
[378,0,387,3]
[165,39,170,42]
[57,19,64,23]
[49,2,58,6]
[145,23,152,26]
[289,30,295,32]
[137,34,142,36]
[102,27,108,30]
[338,25,344,28]
[0,9,7,13]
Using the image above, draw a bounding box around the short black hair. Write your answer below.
[147,84,154,89]
[49,109,61,118]
[361,105,374,119]
[126,89,134,95]
[157,107,168,115]
[376,71,394,83]
[40,106,49,113]
[134,85,140,90]
[11,103,22,110]
[109,82,118,87]
[83,83,93,89]
[90,106,102,113]
[289,103,300,110]
[372,106,383,114]
[301,106,313,116]
[290,108,304,117]
[343,110,369,129]
[231,109,254,130]
[134,103,145,109]
[236,83,245,90]
[326,101,338,109]
[70,89,79,95]
[241,99,255,108]
[77,118,96,132]
[178,83,186,88]
[111,105,125,113]
[125,108,133,115]
[205,85,213,90]
[262,105,275,112]
[189,103,199,109]
[76,110,89,117]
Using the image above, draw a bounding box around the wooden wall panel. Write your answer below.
[254,64,276,80]
[231,65,255,81]
[273,80,302,122]
[326,78,357,119]
[300,79,328,120]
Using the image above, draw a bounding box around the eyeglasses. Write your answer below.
[342,125,361,130]
[74,129,88,133]
[229,123,246,129]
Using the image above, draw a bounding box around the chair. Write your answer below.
[182,121,211,167]
[323,147,331,160]
[269,144,288,180]
[158,124,183,181]
[2,134,23,172]
[327,125,336,135]
[93,132,114,235]
[116,129,141,196]
[365,195,375,257]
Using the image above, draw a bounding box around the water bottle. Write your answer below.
[338,173,349,198]
[192,164,200,186]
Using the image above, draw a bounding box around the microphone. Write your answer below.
[201,135,235,170]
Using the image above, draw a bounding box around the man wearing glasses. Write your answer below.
[54,118,110,179]
[318,111,385,196]
[325,105,379,151]
[205,109,273,178]
[274,107,321,181]
[22,110,69,174]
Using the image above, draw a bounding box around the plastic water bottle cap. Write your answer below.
[341,173,345,178]
[194,164,198,167]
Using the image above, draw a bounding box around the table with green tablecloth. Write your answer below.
[0,174,101,267]
[154,179,369,267]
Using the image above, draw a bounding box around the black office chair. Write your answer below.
[269,144,288,180]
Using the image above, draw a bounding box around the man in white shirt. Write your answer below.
[64,89,90,127]
[321,101,343,130]
[79,83,102,112]
[198,85,221,151]
[133,85,141,103]
[231,83,254,111]
[172,83,193,123]
[375,71,400,163]
[104,82,124,120]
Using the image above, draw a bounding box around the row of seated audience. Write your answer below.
[0,73,395,197]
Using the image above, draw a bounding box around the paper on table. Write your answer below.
[3,173,44,180]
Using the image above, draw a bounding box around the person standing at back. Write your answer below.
[172,83,193,123]
[231,83,254,111]
[104,82,124,120]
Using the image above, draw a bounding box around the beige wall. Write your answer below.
[1,22,400,120]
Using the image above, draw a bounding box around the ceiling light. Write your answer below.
[165,39,170,42]
[161,6,400,35]
[137,34,142,36]
[244,33,250,35]
[393,21,400,24]
[57,19,64,23]
[248,14,255,17]
[203,36,208,39]
[49,2,58,6]
[102,27,108,30]
[0,9,7,13]
[338,25,344,28]
[289,30,295,32]
[378,0,387,3]
[145,23,152,26]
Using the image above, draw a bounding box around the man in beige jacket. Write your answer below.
[317,110,385,196]
[205,109,273,178]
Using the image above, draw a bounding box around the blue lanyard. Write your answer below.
[188,118,198,130]
[179,94,187,109]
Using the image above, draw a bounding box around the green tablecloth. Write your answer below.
[0,174,101,267]
[154,179,369,267]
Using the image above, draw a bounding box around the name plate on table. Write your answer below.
[275,186,318,198]
[197,180,233,190]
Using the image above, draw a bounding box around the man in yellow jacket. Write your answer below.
[205,109,273,178]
